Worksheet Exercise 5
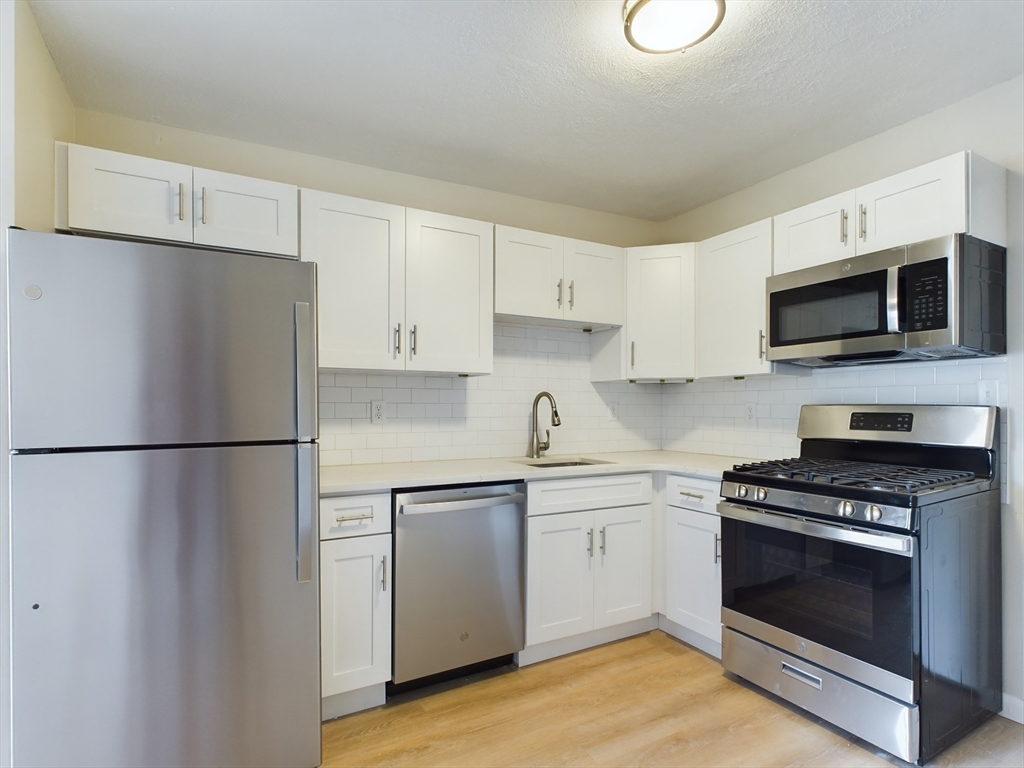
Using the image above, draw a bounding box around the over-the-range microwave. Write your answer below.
[766,234,1006,367]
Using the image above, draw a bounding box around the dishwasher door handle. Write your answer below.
[400,492,526,515]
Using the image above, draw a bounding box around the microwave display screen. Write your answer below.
[770,271,888,347]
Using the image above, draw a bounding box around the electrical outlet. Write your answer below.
[745,404,756,422]
[609,404,618,423]
[978,381,998,407]
[371,400,386,424]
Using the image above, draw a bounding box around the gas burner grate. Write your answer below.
[731,458,975,494]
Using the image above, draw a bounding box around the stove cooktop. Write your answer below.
[729,457,976,495]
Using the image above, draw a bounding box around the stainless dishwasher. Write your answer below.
[393,483,526,685]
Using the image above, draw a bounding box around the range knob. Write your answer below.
[867,505,883,522]
[755,487,768,502]
[736,485,749,499]
[839,500,856,517]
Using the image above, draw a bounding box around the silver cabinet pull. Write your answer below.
[395,323,402,355]
[178,182,185,221]
[587,528,594,558]
[411,324,418,355]
[335,512,373,524]
[714,533,721,563]
[631,341,636,368]
[678,491,705,500]
[840,208,847,243]
[758,330,766,359]
[859,204,867,240]
[381,555,388,591]
[568,280,575,309]
[600,526,606,554]
[557,278,563,308]
[781,662,822,690]
[201,187,208,225]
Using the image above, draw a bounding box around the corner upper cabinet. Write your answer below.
[494,226,624,328]
[192,168,298,256]
[773,191,857,275]
[299,190,406,371]
[696,219,772,379]
[404,209,493,375]
[625,243,695,379]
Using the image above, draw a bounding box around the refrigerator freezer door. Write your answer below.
[11,444,321,768]
[7,230,316,450]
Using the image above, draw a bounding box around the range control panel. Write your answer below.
[850,412,914,432]
[905,257,948,332]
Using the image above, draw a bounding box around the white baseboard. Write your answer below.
[1001,693,1024,724]
[515,615,658,667]
[321,683,386,722]
[658,615,722,659]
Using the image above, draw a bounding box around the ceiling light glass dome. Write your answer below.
[623,0,726,54]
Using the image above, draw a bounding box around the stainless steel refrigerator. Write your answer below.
[6,230,321,767]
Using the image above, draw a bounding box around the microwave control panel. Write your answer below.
[905,258,948,331]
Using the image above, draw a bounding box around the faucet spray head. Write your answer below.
[551,407,562,427]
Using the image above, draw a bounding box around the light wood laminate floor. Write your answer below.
[322,631,1023,768]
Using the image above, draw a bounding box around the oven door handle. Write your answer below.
[717,503,914,557]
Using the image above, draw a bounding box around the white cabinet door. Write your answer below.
[300,190,405,371]
[527,511,595,645]
[564,239,625,326]
[625,243,695,379]
[494,225,564,320]
[696,219,772,379]
[405,209,493,374]
[854,153,966,256]
[66,144,193,243]
[773,191,857,274]
[593,505,652,630]
[193,168,298,256]
[665,506,721,645]
[320,534,392,696]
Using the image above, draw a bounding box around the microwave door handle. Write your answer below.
[885,266,901,334]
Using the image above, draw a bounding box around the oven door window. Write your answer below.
[769,271,888,347]
[722,518,914,680]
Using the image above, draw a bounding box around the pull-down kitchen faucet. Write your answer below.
[529,391,561,458]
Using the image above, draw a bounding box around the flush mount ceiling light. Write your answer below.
[623,0,726,54]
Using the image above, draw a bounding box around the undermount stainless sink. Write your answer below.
[512,456,614,469]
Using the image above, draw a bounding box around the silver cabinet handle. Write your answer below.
[410,324,417,355]
[678,491,705,500]
[178,182,185,221]
[395,323,402,355]
[201,187,208,225]
[335,512,373,524]
[296,444,316,583]
[557,278,563,308]
[758,330,766,359]
[782,662,822,690]
[294,302,316,441]
[885,265,900,334]
[714,533,721,563]
[840,208,847,243]
[587,528,594,558]
[599,526,606,554]
[568,280,575,309]
[859,204,867,240]
[381,555,388,592]
[400,492,525,515]
[631,341,635,369]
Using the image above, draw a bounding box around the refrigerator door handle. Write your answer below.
[296,443,317,583]
[294,302,317,441]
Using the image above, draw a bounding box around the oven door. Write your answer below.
[766,248,906,363]
[719,503,918,703]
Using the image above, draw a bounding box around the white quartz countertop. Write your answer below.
[319,450,750,495]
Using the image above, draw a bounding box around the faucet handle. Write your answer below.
[538,429,551,453]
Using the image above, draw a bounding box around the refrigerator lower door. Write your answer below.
[11,444,320,768]
[7,229,317,450]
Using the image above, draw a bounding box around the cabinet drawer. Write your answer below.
[320,493,391,539]
[528,473,652,516]
[666,475,721,515]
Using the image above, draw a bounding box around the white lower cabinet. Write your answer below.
[320,533,392,696]
[665,505,722,646]
[527,504,652,645]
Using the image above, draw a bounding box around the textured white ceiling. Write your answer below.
[29,0,1024,221]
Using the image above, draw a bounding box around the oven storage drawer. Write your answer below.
[723,628,919,763]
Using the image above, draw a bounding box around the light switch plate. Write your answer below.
[978,381,998,407]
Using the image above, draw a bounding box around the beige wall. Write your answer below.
[13,0,74,232]
[74,109,662,247]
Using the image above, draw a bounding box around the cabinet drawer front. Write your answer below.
[666,475,721,515]
[320,493,392,539]
[528,474,652,516]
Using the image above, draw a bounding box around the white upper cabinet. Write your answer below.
[494,226,624,328]
[625,243,695,380]
[300,190,406,371]
[405,209,494,375]
[192,168,298,256]
[494,226,564,321]
[65,143,194,243]
[773,191,857,275]
[696,219,772,379]
[563,239,625,326]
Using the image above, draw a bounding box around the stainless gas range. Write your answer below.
[718,404,1001,765]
